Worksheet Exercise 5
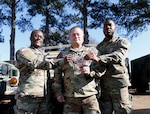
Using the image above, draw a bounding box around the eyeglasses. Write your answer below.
[32,34,44,40]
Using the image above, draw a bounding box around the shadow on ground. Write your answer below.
[133,109,150,114]
[129,89,150,95]
[129,89,150,114]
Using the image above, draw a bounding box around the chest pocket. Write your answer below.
[98,42,119,55]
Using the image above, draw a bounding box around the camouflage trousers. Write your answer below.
[63,95,100,114]
[99,86,132,114]
[14,98,51,114]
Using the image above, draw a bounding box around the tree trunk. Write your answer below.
[45,0,50,47]
[83,0,89,44]
[10,0,16,64]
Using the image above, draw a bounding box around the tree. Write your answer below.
[10,0,17,64]
[67,0,91,44]
[1,0,149,62]
[0,31,4,43]
[24,0,74,46]
[89,0,150,39]
[66,0,150,40]
[0,0,33,63]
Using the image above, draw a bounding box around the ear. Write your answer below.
[30,36,32,41]
[68,34,70,39]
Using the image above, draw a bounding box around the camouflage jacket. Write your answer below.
[15,46,55,98]
[52,45,98,98]
[96,36,131,88]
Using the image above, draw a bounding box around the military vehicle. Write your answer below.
[131,54,150,93]
[0,61,19,99]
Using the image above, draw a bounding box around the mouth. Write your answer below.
[74,39,79,41]
[107,29,111,32]
[107,29,112,34]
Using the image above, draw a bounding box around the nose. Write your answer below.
[106,25,111,29]
[74,34,78,38]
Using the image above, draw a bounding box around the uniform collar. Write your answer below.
[70,45,86,52]
[104,36,118,42]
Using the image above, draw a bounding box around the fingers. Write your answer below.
[84,51,95,60]
[84,54,89,60]
[64,54,76,63]
[57,95,65,103]
[80,65,90,75]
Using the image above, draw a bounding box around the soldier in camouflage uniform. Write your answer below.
[52,26,100,114]
[14,30,55,114]
[84,18,132,114]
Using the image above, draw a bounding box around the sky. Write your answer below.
[0,17,150,63]
[89,27,150,61]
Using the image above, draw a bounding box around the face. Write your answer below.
[30,30,44,48]
[69,27,84,47]
[103,20,116,38]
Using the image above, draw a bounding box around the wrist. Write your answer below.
[94,57,100,62]
[89,71,95,78]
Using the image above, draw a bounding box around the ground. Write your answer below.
[130,89,150,114]
[0,89,150,114]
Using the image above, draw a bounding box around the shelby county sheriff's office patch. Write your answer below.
[20,48,37,61]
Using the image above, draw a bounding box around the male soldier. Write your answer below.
[52,26,100,114]
[84,18,132,114]
[14,30,55,114]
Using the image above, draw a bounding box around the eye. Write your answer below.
[33,34,44,40]
[38,35,44,39]
[108,23,112,26]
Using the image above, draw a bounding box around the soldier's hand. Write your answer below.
[80,65,90,75]
[57,95,65,103]
[64,54,76,64]
[84,51,100,62]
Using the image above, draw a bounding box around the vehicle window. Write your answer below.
[12,69,18,76]
[1,64,8,75]
[0,65,2,74]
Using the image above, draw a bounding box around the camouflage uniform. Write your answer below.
[95,36,132,114]
[14,46,55,114]
[52,46,100,114]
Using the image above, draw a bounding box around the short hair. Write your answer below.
[30,30,44,37]
[69,26,83,34]
[104,18,115,23]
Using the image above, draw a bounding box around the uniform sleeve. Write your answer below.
[16,47,55,70]
[90,61,107,78]
[52,52,64,97]
[89,46,98,56]
[98,38,130,64]
[88,47,107,78]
